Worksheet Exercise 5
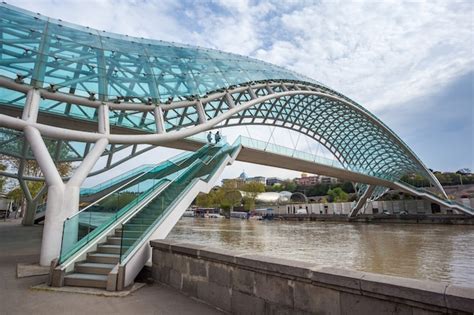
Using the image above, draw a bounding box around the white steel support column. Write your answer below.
[154,106,166,134]
[224,93,235,108]
[97,103,110,134]
[195,100,207,124]
[22,89,41,122]
[24,122,109,265]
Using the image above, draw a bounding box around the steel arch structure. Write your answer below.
[0,3,443,194]
[3,3,472,264]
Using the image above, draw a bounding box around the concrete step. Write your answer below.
[106,236,136,245]
[87,252,120,264]
[75,262,115,275]
[97,244,122,254]
[64,273,107,289]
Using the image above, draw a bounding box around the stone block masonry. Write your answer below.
[150,240,474,314]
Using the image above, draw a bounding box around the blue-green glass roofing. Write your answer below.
[0,3,324,102]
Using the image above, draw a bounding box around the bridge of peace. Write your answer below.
[0,4,472,314]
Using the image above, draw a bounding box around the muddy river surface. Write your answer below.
[167,218,474,287]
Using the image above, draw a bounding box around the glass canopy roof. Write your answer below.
[0,3,324,102]
[0,3,448,200]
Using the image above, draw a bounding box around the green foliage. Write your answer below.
[242,182,265,194]
[327,187,349,202]
[283,180,296,192]
[401,171,474,187]
[196,193,213,208]
[303,181,354,197]
[0,163,5,192]
[242,196,255,211]
[7,181,44,203]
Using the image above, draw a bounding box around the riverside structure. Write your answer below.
[0,3,472,292]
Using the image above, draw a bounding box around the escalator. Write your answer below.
[33,151,196,224]
[51,141,241,290]
[394,181,474,216]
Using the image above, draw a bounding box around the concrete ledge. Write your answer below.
[31,282,146,297]
[445,284,474,313]
[360,272,448,308]
[169,242,208,257]
[235,254,315,279]
[151,240,474,314]
[16,263,50,278]
[310,266,365,292]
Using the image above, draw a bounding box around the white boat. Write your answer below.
[204,213,225,219]
[183,210,195,217]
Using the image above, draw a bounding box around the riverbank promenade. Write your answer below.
[0,219,221,315]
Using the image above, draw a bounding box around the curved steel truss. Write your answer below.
[0,3,444,200]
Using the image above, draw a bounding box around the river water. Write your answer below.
[167,218,474,287]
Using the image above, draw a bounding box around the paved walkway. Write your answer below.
[0,219,222,315]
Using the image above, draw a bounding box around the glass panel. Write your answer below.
[80,150,193,196]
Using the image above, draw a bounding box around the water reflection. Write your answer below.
[167,218,474,287]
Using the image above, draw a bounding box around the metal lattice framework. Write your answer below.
[0,3,444,199]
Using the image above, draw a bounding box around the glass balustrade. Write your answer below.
[80,150,193,196]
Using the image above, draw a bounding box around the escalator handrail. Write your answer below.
[66,146,210,221]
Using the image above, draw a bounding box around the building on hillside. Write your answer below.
[223,171,266,188]
[294,173,339,186]
[266,177,284,186]
[295,175,320,186]
[222,178,246,189]
[246,176,266,185]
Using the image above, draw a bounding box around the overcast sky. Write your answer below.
[9,0,474,183]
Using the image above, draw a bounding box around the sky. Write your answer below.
[8,0,474,183]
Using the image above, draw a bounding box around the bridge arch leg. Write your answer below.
[349,185,376,218]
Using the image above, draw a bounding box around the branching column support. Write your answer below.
[348,185,376,218]
[21,89,109,266]
[20,178,47,226]
[19,89,47,225]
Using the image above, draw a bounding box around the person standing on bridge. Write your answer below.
[215,131,221,144]
[207,131,212,144]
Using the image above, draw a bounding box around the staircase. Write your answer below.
[63,228,125,288]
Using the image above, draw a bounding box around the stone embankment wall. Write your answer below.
[151,240,474,314]
[272,197,474,216]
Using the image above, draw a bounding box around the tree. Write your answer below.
[223,190,242,211]
[0,163,6,192]
[241,182,265,212]
[457,168,471,175]
[327,187,349,202]
[283,180,296,192]
[196,193,213,208]
[0,131,75,224]
[242,182,265,197]
[242,196,255,212]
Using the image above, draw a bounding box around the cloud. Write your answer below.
[11,0,472,112]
